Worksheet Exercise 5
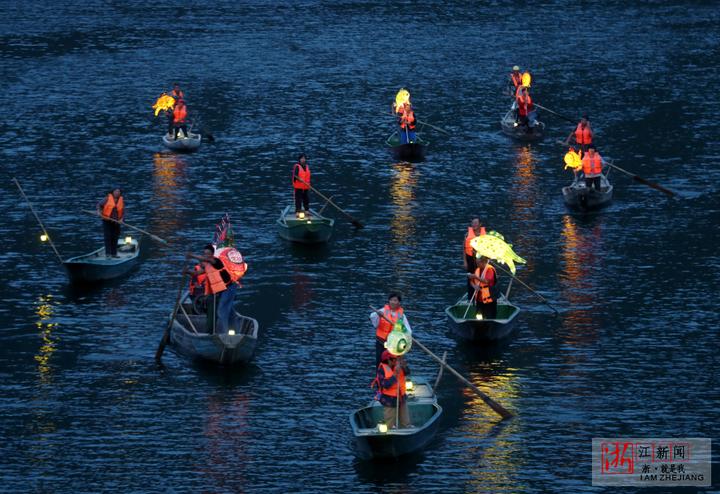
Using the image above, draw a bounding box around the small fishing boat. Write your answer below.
[562,168,614,212]
[162,131,202,152]
[500,108,545,141]
[169,292,259,366]
[386,131,427,162]
[350,377,443,460]
[63,238,140,284]
[445,292,521,341]
[276,206,334,244]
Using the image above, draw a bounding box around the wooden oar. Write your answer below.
[490,262,560,315]
[296,178,364,228]
[370,305,513,420]
[12,178,64,264]
[605,162,675,197]
[81,210,169,244]
[155,273,188,362]
[534,103,576,124]
[416,119,450,135]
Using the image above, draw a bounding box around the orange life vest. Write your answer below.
[400,108,416,130]
[517,93,533,116]
[377,362,406,399]
[102,194,124,221]
[575,123,593,145]
[173,102,187,123]
[376,305,403,341]
[189,265,207,296]
[171,89,184,100]
[510,72,522,88]
[464,226,487,257]
[582,153,603,176]
[472,265,496,303]
[293,163,311,190]
[204,261,229,295]
[215,247,248,282]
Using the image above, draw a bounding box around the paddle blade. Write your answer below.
[632,175,675,197]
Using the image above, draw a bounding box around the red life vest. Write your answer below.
[472,265,496,303]
[582,153,603,176]
[102,194,124,221]
[215,247,248,282]
[189,265,207,296]
[171,89,184,100]
[173,102,187,124]
[204,261,229,295]
[517,93,533,116]
[376,305,403,341]
[376,362,406,399]
[464,226,486,257]
[510,72,522,88]
[575,123,593,145]
[293,163,311,190]
[400,108,416,130]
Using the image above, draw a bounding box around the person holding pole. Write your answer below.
[372,350,412,429]
[292,153,311,218]
[463,218,486,301]
[370,293,412,366]
[186,245,236,334]
[97,187,124,258]
[468,256,498,319]
[397,102,417,144]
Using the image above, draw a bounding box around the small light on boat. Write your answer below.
[228,329,236,336]
[377,423,388,433]
[513,122,518,127]
[40,234,48,242]
[124,236,132,244]
[475,313,484,320]
[306,220,312,224]
[298,212,306,219]
[405,380,414,392]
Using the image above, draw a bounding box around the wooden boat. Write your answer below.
[386,131,427,162]
[162,131,202,152]
[445,292,521,341]
[350,377,442,460]
[500,108,545,141]
[63,238,140,283]
[562,168,614,212]
[276,206,334,244]
[169,292,259,366]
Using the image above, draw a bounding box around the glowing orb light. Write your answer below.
[377,423,388,433]
[40,234,48,242]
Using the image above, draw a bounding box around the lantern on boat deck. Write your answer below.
[152,94,176,116]
[405,380,414,392]
[394,88,411,113]
[475,313,484,320]
[377,423,388,433]
[298,211,306,219]
[40,233,48,242]
[521,72,532,87]
[470,230,527,275]
[385,320,412,356]
[228,329,236,336]
[124,236,132,245]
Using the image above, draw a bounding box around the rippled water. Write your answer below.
[1,1,719,492]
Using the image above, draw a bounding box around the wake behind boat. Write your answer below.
[63,238,140,284]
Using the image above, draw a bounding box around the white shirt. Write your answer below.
[369,308,412,333]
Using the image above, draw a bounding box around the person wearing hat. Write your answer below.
[292,153,311,217]
[508,65,522,95]
[372,350,412,429]
[96,187,124,258]
[565,114,594,153]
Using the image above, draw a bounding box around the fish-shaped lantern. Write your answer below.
[152,94,176,116]
[564,148,583,170]
[394,88,411,114]
[385,320,412,356]
[470,231,527,275]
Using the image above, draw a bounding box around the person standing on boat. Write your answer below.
[566,114,593,152]
[96,187,124,258]
[508,65,522,95]
[373,350,412,429]
[582,147,604,191]
[516,86,534,127]
[463,218,486,301]
[468,256,498,319]
[172,98,188,140]
[397,103,417,144]
[170,83,184,100]
[370,293,412,366]
[292,154,311,218]
[187,245,237,334]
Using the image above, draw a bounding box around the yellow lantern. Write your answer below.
[40,234,48,242]
[377,423,388,433]
[124,236,133,244]
[394,88,411,113]
[385,321,412,356]
[521,72,532,87]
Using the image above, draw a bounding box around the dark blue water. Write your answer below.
[1,1,718,492]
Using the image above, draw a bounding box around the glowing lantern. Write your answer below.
[152,94,176,116]
[124,236,132,244]
[228,329,236,336]
[475,313,484,320]
[405,380,414,392]
[470,230,527,275]
[377,423,388,433]
[394,88,411,114]
[385,320,412,356]
[298,211,306,219]
[40,234,48,242]
[564,148,583,170]
[521,72,532,87]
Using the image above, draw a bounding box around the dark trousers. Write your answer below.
[375,338,385,367]
[173,124,187,139]
[476,298,498,320]
[465,253,476,301]
[294,188,309,212]
[585,176,602,191]
[102,220,120,256]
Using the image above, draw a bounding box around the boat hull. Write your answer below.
[500,109,544,141]
[445,297,521,341]
[162,132,202,152]
[386,132,427,162]
[277,206,334,244]
[63,239,140,283]
[562,175,613,212]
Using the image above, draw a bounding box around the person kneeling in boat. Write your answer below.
[468,256,498,320]
[463,218,486,302]
[96,187,124,258]
[292,154,311,218]
[371,293,412,366]
[397,103,417,144]
[372,350,412,429]
[186,245,238,334]
[172,98,188,140]
[582,146,604,191]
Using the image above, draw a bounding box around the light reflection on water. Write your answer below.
[389,162,418,284]
[34,294,58,384]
